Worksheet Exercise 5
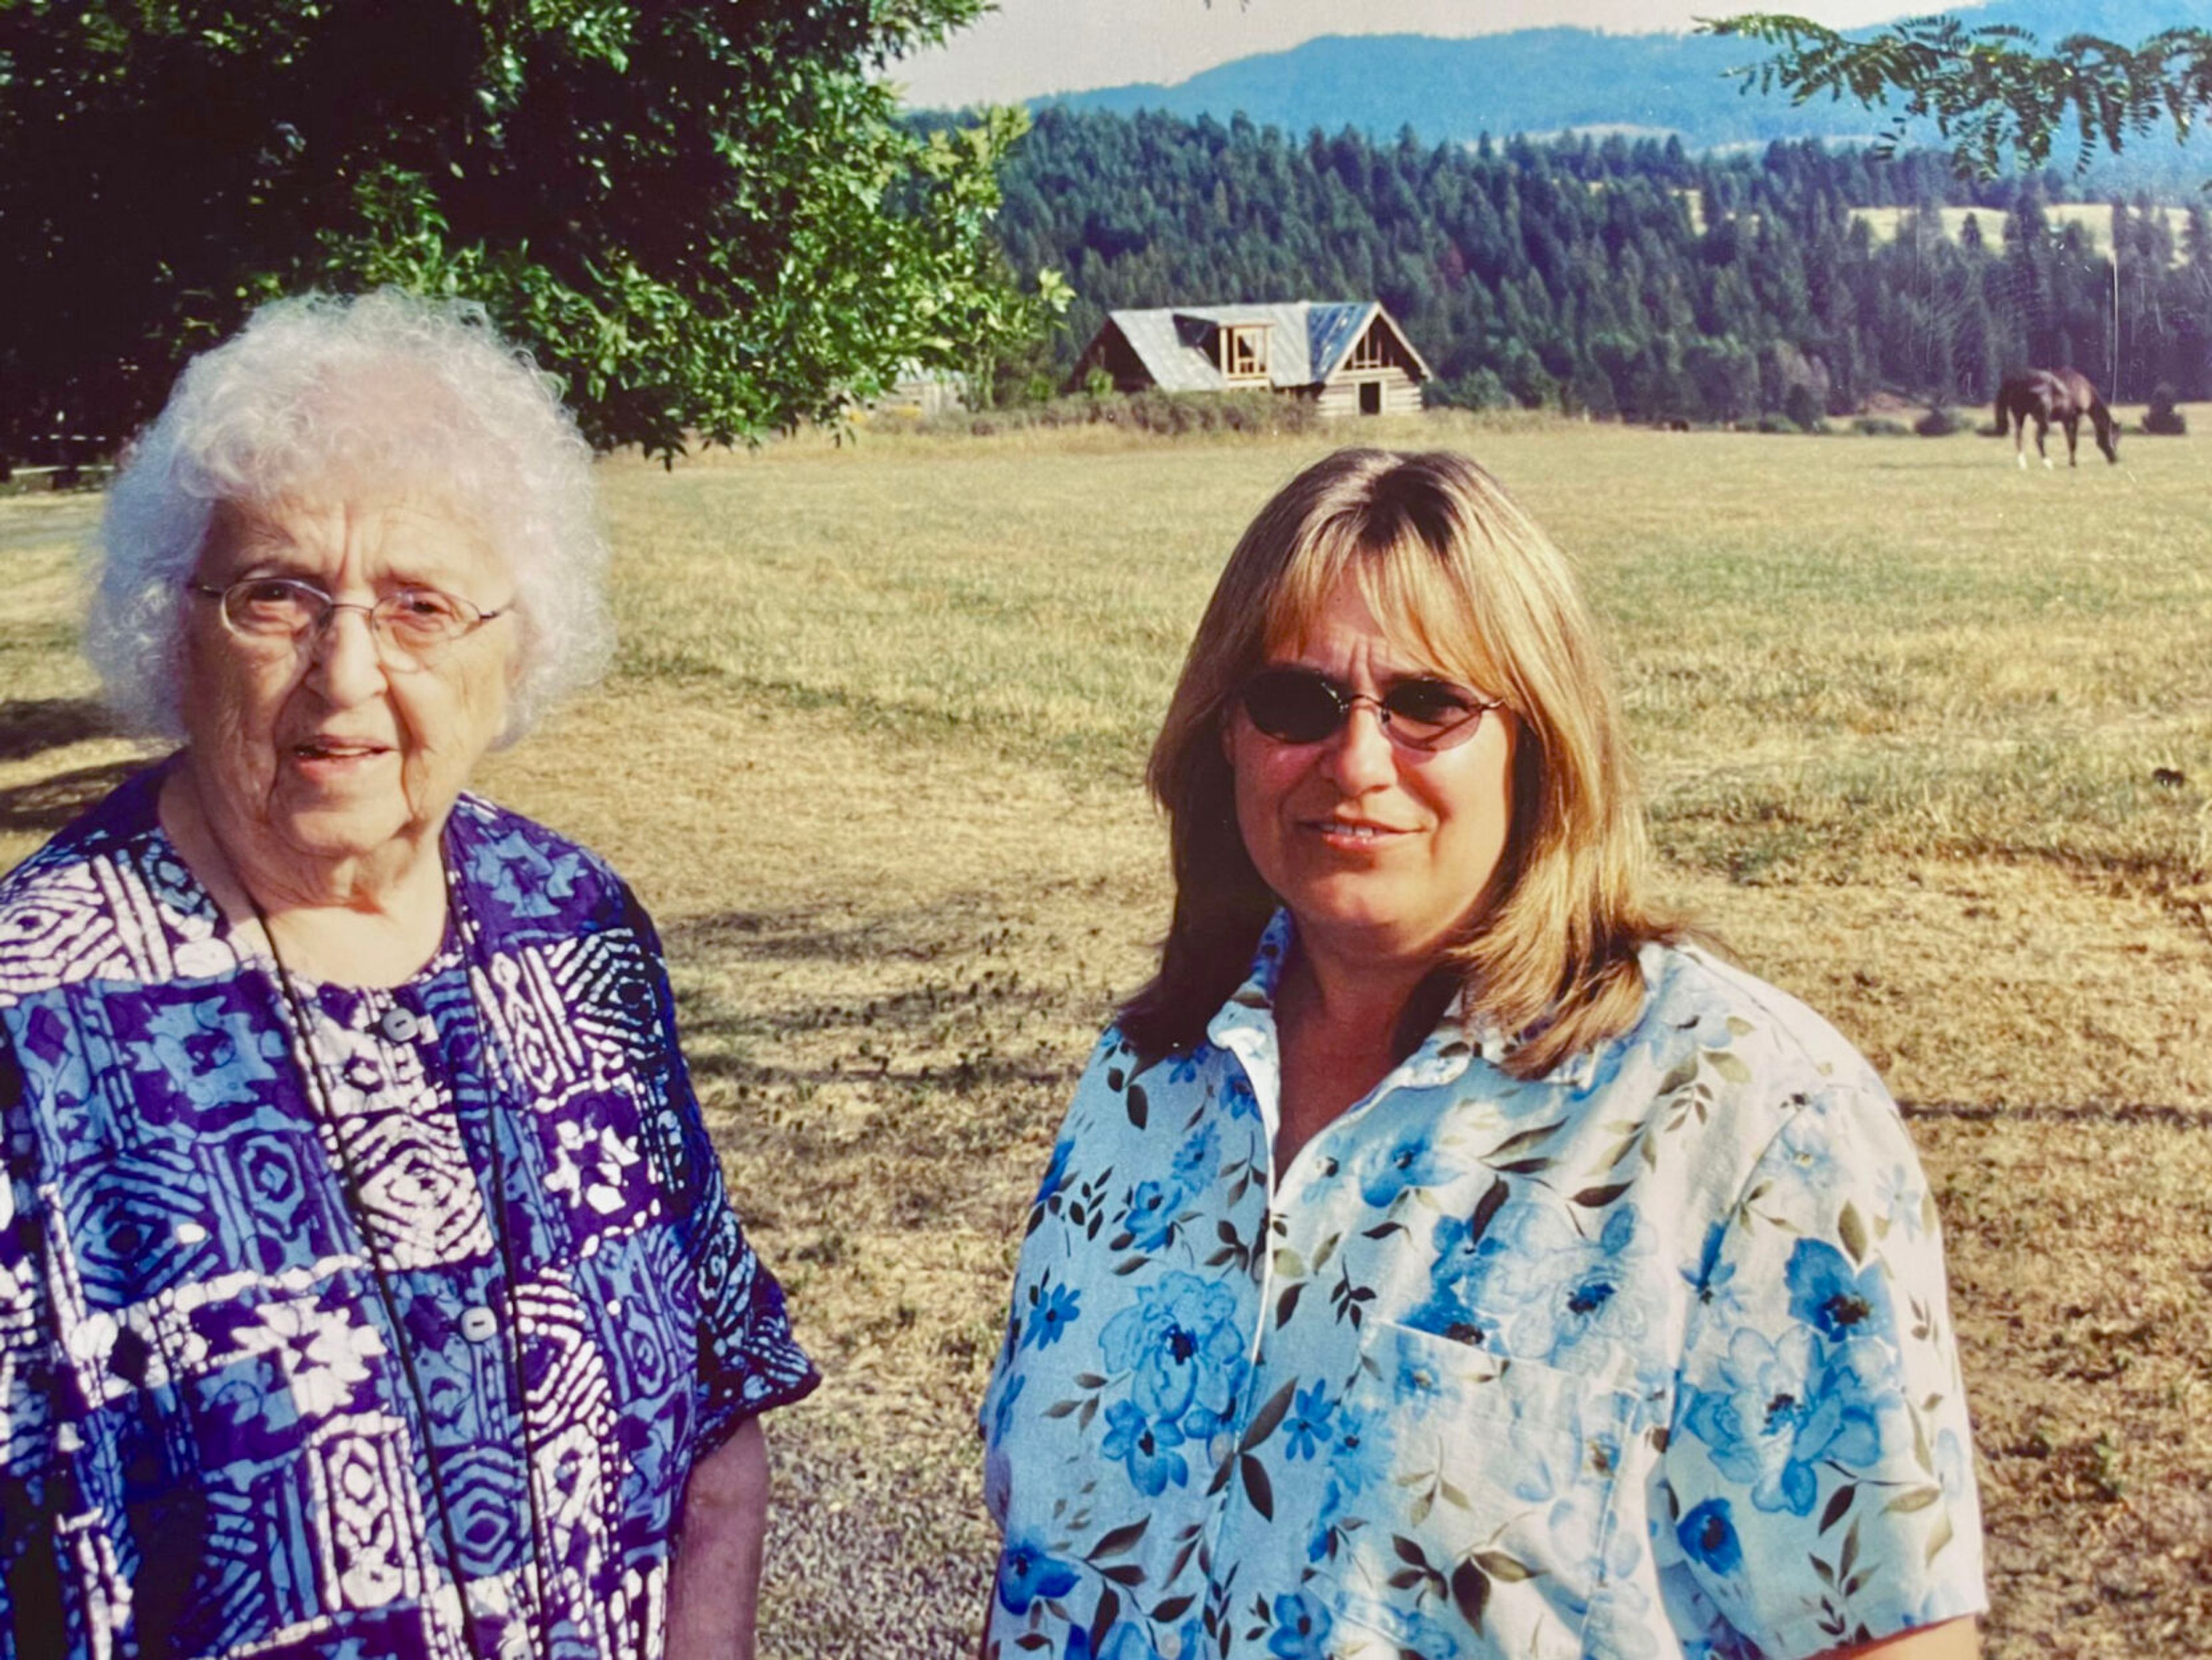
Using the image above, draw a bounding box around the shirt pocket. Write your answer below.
[1308,1319,1639,1660]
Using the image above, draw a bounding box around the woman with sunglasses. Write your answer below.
[980,449,1983,1660]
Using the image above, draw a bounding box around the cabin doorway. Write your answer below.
[1359,381,1382,416]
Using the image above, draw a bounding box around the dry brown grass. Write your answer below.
[2,414,2207,1656]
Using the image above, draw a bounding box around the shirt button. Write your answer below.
[459,1305,499,1343]
[379,1007,420,1043]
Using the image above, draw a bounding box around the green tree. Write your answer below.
[1705,15,2212,179]
[0,0,1062,464]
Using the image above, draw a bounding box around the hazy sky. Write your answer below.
[892,1,1949,108]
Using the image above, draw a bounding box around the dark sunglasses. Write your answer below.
[1237,667,1500,752]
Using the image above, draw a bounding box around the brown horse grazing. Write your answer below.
[1996,368,2119,467]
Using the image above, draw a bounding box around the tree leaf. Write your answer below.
[1240,1378,1300,1451]
[1488,1120,1564,1158]
[1571,1181,1631,1209]
[1468,1177,1510,1245]
[1091,1517,1150,1559]
[1473,1550,1540,1582]
[1126,1083,1149,1129]
[1819,1483,1857,1533]
[1090,1587,1121,1652]
[1450,1560,1491,1632]
[1925,1509,1956,1564]
[1838,1201,1869,1265]
[1240,1454,1274,1521]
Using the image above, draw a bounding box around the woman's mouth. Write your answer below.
[289,738,392,767]
[1304,818,1408,848]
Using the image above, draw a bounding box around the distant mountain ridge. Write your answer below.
[1016,0,2204,169]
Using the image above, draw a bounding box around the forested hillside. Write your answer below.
[1028,1,2211,186]
[995,109,2212,421]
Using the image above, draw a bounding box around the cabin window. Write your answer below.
[1347,325,1389,372]
[1222,324,1270,380]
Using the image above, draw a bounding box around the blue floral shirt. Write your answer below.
[982,914,1984,1660]
[0,765,817,1660]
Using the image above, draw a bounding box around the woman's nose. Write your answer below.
[1323,701,1398,788]
[304,606,387,701]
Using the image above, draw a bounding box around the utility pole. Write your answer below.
[2110,228,2121,403]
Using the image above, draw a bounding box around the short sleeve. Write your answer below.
[1663,1082,1987,1657]
[0,1041,66,1657]
[624,894,819,1458]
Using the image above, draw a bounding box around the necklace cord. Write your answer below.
[243,857,544,1660]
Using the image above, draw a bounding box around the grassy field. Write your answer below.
[1847,202,2198,260]
[3,414,2210,1655]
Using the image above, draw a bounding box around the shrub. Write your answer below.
[2143,382,2188,436]
[1914,405,1964,437]
[1854,417,1911,437]
[907,388,1322,439]
[1426,369,1514,412]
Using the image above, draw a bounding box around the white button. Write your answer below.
[459,1305,499,1343]
[379,1007,419,1043]
[175,1222,209,1245]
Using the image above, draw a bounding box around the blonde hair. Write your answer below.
[1121,448,1685,1080]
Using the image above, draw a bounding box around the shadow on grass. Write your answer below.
[0,697,118,762]
[663,903,1086,1096]
[0,759,142,837]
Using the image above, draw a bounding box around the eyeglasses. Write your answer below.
[186,576,508,668]
[1237,666,1500,752]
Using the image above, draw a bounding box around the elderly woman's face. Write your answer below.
[1226,575,1516,971]
[181,494,518,869]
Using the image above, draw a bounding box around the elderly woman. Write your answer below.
[982,450,1984,1660]
[0,293,815,1660]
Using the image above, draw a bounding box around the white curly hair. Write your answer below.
[87,289,613,742]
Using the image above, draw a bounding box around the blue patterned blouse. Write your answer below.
[0,765,816,1660]
[982,912,1985,1660]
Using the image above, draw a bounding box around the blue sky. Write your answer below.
[891,1,1943,108]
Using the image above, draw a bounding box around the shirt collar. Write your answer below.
[1199,908,1625,1096]
[1203,910,1482,1111]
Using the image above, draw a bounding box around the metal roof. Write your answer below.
[1100,301,1429,392]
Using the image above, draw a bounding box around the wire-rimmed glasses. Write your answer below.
[187,576,508,670]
